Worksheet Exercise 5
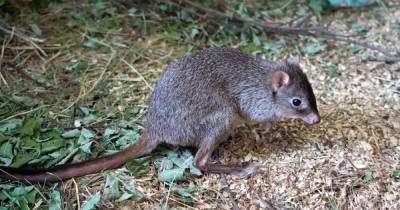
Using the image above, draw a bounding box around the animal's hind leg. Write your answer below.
[193,128,258,178]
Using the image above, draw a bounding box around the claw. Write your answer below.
[230,163,258,178]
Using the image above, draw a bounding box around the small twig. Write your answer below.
[167,197,197,210]
[72,178,81,210]
[0,27,15,88]
[44,51,62,65]
[160,0,400,63]
[0,106,48,123]
[256,195,275,210]
[0,25,47,58]
[268,0,295,13]
[219,174,240,210]
[0,42,9,88]
[122,59,153,91]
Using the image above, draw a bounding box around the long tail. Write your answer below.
[0,136,156,183]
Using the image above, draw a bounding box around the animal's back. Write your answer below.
[146,48,263,146]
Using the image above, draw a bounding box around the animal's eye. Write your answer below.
[292,98,302,107]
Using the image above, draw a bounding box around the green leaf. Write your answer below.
[66,61,86,73]
[263,42,279,56]
[77,128,95,145]
[189,164,202,176]
[104,128,118,142]
[352,22,365,32]
[11,96,40,107]
[40,139,65,153]
[252,33,261,46]
[80,142,93,153]
[125,156,150,176]
[83,38,97,48]
[352,182,362,189]
[238,2,248,16]
[80,107,91,116]
[347,45,363,54]
[362,171,373,181]
[11,151,38,167]
[159,4,168,12]
[302,43,327,55]
[174,188,192,197]
[173,181,197,197]
[48,190,62,210]
[190,28,199,39]
[91,0,105,17]
[0,119,22,132]
[326,199,338,210]
[119,181,144,200]
[62,129,81,138]
[11,186,33,197]
[23,190,37,204]
[0,141,13,158]
[309,0,323,21]
[128,7,137,15]
[0,156,12,166]
[116,192,142,201]
[392,170,400,178]
[116,130,140,148]
[0,184,15,190]
[326,64,340,77]
[17,117,43,136]
[158,168,185,183]
[0,134,8,143]
[16,197,29,210]
[30,24,42,36]
[103,173,121,201]
[81,114,97,125]
[82,192,101,210]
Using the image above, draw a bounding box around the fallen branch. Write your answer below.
[159,0,400,63]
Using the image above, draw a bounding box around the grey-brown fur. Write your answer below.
[0,48,320,182]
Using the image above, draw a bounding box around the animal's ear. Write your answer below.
[271,70,290,91]
[288,55,300,65]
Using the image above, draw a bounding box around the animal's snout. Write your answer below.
[302,112,320,125]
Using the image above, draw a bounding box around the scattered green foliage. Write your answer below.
[30,24,42,36]
[362,171,374,181]
[392,170,400,179]
[352,22,365,32]
[125,156,151,176]
[81,192,101,210]
[0,184,41,210]
[326,64,340,77]
[48,190,62,210]
[158,168,185,183]
[302,43,327,55]
[326,199,338,210]
[352,182,362,189]
[156,149,202,183]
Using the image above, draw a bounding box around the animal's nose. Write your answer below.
[302,112,320,124]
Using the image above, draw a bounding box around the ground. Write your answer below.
[0,1,399,209]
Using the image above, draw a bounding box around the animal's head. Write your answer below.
[268,56,320,125]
